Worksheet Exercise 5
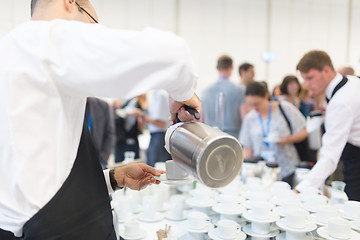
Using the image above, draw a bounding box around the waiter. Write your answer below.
[0,0,201,239]
[295,50,360,201]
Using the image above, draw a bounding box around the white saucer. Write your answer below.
[276,218,317,233]
[186,197,216,208]
[351,221,360,232]
[302,203,323,213]
[137,212,163,222]
[212,204,245,215]
[340,211,358,221]
[154,175,194,185]
[310,213,328,226]
[274,206,293,218]
[208,228,246,240]
[119,228,146,240]
[242,224,279,238]
[317,227,360,240]
[183,221,214,233]
[164,211,187,221]
[242,211,280,223]
[276,232,313,240]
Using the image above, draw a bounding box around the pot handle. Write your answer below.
[175,105,200,123]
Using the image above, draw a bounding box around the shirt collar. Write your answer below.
[325,73,343,100]
[218,76,229,81]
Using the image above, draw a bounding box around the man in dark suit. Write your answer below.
[85,97,116,168]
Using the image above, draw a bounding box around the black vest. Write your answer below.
[1,122,116,239]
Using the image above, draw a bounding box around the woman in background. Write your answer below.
[239,82,307,187]
[279,75,312,117]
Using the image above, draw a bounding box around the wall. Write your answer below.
[1,0,359,95]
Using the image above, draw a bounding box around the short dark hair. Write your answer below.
[217,55,233,70]
[245,82,267,98]
[296,50,335,73]
[31,0,89,16]
[280,75,301,95]
[238,63,254,74]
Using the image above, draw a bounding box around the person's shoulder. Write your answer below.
[243,109,257,121]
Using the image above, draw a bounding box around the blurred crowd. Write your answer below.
[85,54,357,187]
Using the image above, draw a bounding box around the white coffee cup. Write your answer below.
[154,162,166,171]
[344,200,360,219]
[271,181,291,192]
[170,194,185,219]
[165,160,189,180]
[190,189,213,203]
[316,206,338,224]
[217,220,240,239]
[252,201,272,220]
[247,191,270,201]
[328,218,351,239]
[124,220,139,237]
[219,195,240,211]
[286,209,309,229]
[187,211,210,230]
[251,222,271,235]
[142,195,157,219]
[304,194,328,206]
[281,199,302,209]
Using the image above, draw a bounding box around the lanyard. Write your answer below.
[87,113,92,133]
[258,103,272,147]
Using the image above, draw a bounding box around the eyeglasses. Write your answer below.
[75,2,98,23]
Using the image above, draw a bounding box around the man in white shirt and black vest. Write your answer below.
[295,50,360,201]
[0,0,201,239]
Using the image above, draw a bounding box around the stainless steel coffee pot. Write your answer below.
[165,122,243,188]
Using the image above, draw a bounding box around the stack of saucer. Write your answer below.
[276,209,316,240]
[208,219,246,240]
[274,198,303,218]
[311,205,339,226]
[212,195,245,222]
[317,218,360,240]
[242,202,280,240]
[137,195,163,222]
[302,194,329,213]
[341,201,360,221]
[181,211,214,240]
[119,220,146,240]
[186,189,217,214]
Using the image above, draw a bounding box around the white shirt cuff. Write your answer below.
[103,169,115,195]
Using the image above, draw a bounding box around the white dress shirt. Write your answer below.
[147,89,171,133]
[0,20,197,236]
[296,73,360,192]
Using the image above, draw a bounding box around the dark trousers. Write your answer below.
[342,142,360,201]
[114,139,140,163]
[282,171,295,189]
[146,132,171,167]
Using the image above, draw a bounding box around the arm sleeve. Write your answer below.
[239,116,252,148]
[296,101,353,192]
[44,20,197,101]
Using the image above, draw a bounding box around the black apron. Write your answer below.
[328,76,360,201]
[1,122,116,239]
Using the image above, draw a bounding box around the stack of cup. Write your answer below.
[317,218,360,240]
[276,209,317,240]
[242,202,280,239]
[208,220,246,240]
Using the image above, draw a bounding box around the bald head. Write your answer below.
[337,66,355,76]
